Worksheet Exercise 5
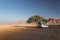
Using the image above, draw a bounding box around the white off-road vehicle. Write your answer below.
[41,24,49,28]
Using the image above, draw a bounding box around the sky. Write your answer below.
[0,0,60,24]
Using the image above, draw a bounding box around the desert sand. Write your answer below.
[0,25,60,40]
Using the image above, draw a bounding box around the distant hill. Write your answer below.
[46,18,60,25]
[9,21,27,25]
